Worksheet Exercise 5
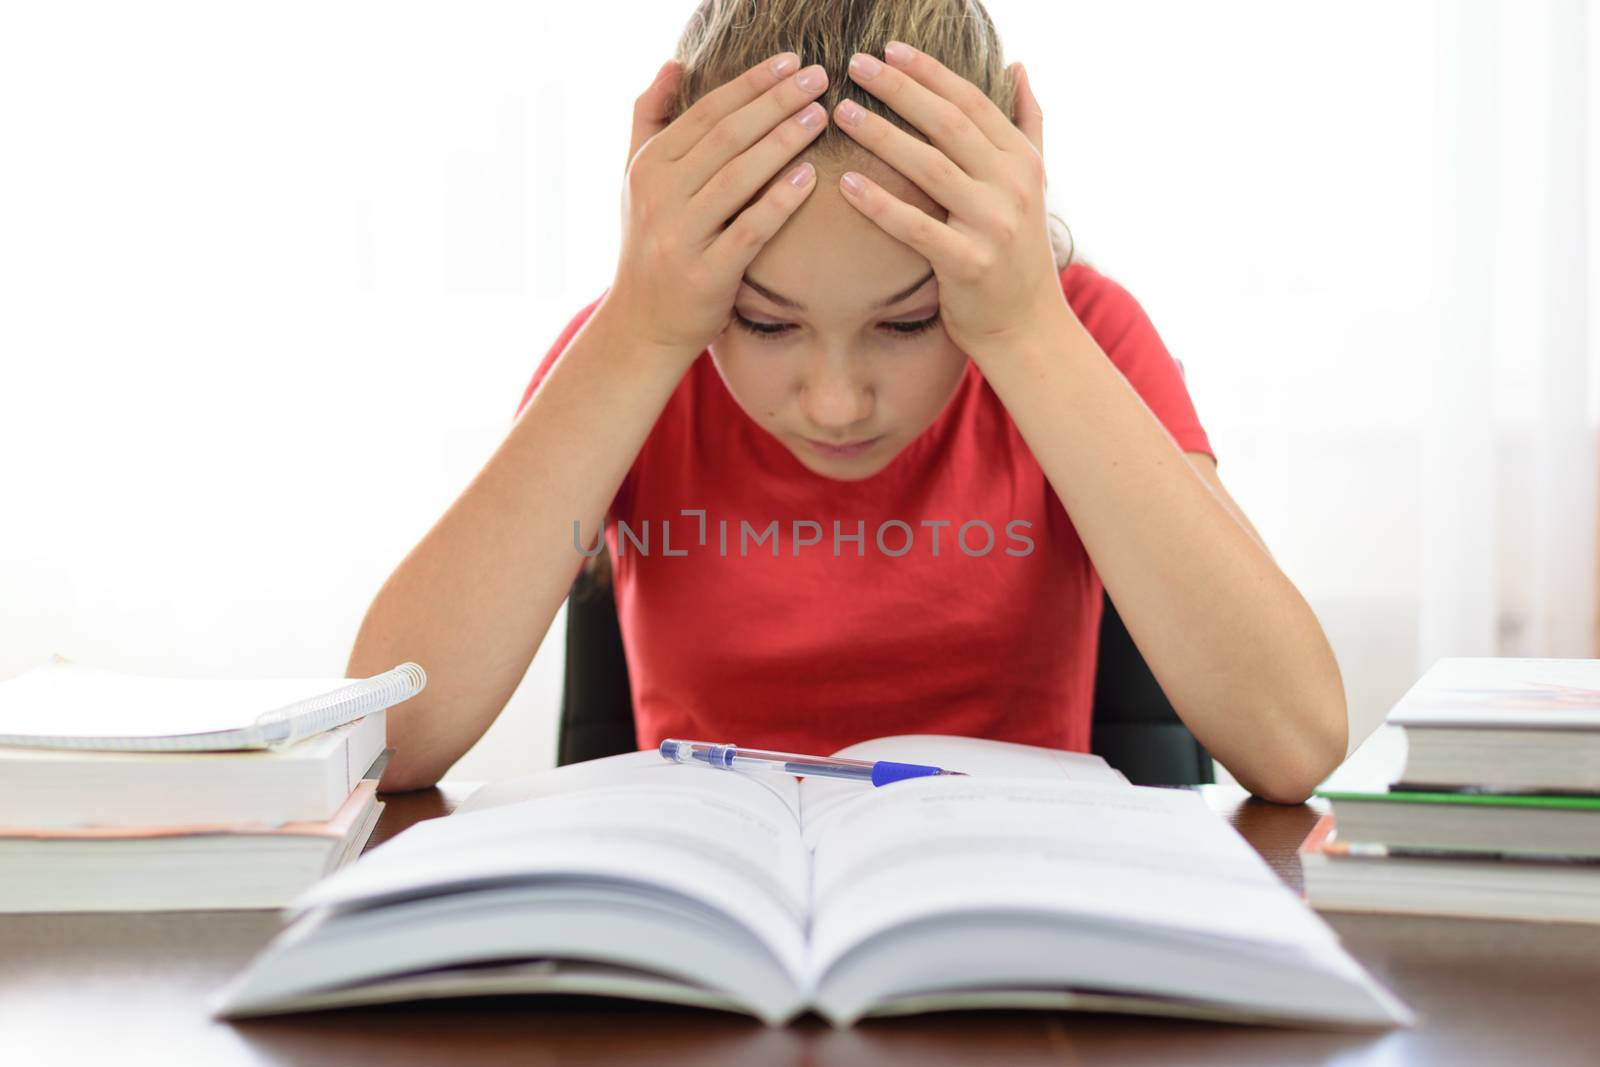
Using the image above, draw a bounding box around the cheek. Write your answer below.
[709,344,786,421]
[905,349,969,413]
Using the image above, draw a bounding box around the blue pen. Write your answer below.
[658,738,967,787]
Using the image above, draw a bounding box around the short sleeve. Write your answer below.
[1060,264,1215,464]
[514,290,637,520]
[515,293,606,419]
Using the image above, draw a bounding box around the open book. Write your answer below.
[213,735,1413,1028]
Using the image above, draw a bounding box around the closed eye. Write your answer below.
[883,310,940,335]
[732,310,793,335]
[732,311,941,340]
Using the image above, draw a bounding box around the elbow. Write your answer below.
[1242,638,1350,804]
[372,693,457,793]
[378,756,445,794]
[1246,771,1322,807]
[1241,703,1348,805]
[376,735,451,793]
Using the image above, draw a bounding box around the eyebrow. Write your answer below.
[740,269,936,312]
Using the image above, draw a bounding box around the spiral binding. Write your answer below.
[255,662,427,748]
[0,662,427,752]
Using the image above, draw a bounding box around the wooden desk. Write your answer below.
[3,784,1597,1066]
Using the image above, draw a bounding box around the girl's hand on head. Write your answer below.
[607,53,830,360]
[830,44,1065,358]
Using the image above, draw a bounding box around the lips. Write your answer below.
[805,435,883,458]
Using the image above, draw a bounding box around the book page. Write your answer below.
[799,734,1128,844]
[457,749,803,824]
[298,760,812,978]
[806,776,1344,978]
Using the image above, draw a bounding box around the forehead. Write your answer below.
[740,157,947,312]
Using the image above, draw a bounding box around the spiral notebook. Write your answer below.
[0,655,426,752]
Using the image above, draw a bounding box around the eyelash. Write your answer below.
[732,311,941,340]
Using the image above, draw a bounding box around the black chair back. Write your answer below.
[557,568,1213,786]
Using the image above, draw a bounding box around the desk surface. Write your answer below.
[2,784,1597,1066]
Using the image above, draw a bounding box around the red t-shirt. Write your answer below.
[516,261,1213,756]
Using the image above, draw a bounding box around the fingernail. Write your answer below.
[836,100,864,127]
[885,41,915,67]
[796,65,826,93]
[788,162,815,188]
[840,172,864,196]
[796,103,824,129]
[849,53,882,80]
[770,53,799,78]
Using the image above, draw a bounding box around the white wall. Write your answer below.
[1,2,1594,788]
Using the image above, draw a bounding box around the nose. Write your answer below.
[798,351,875,436]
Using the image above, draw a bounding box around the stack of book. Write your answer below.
[1303,657,1600,923]
[0,655,426,912]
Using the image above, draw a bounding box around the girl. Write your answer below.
[350,0,1348,803]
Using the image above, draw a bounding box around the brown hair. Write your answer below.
[678,0,1012,149]
[580,0,1076,594]
[669,0,1076,271]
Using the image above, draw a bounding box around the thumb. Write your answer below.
[625,60,681,177]
[1011,61,1044,157]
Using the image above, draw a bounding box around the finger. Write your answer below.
[704,161,819,281]
[655,52,801,162]
[844,48,1004,182]
[831,96,989,220]
[874,42,1035,159]
[685,96,829,237]
[1011,62,1044,157]
[678,63,829,200]
[835,170,967,270]
[625,60,681,177]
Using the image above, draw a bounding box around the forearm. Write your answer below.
[351,296,698,791]
[975,304,1346,803]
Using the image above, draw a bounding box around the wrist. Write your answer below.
[959,291,1079,369]
[592,287,710,372]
